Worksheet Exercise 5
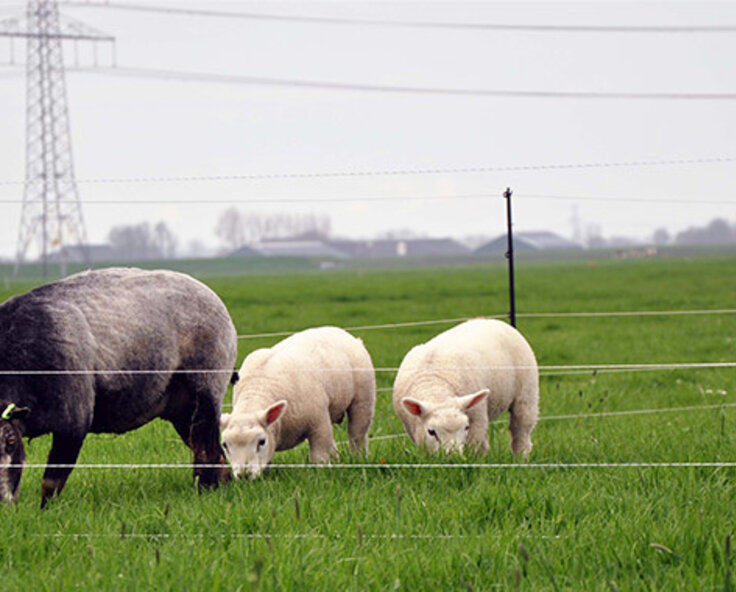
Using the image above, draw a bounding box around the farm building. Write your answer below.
[326,238,470,259]
[229,238,470,259]
[235,240,350,259]
[475,231,582,253]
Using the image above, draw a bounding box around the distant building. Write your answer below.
[327,238,470,259]
[228,245,266,257]
[228,238,471,259]
[240,240,350,259]
[475,231,582,253]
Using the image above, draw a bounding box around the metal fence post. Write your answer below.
[504,187,516,327]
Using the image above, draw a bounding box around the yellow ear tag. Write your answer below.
[1,403,16,421]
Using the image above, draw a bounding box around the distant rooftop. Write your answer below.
[243,240,350,259]
[229,237,471,259]
[475,231,582,253]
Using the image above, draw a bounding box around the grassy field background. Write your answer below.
[2,254,736,590]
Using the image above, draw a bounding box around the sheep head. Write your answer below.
[0,401,30,503]
[401,389,488,453]
[220,400,288,479]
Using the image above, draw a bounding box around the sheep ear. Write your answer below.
[220,413,231,429]
[264,400,288,426]
[402,397,428,417]
[1,403,30,422]
[458,389,489,411]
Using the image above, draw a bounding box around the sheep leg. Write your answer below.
[170,392,231,489]
[508,399,538,459]
[308,415,338,464]
[40,432,85,509]
[346,398,373,454]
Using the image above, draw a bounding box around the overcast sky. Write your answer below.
[1,0,735,259]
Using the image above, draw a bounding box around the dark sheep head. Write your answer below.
[0,402,30,503]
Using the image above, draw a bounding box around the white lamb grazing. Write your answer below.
[220,326,376,479]
[393,318,538,457]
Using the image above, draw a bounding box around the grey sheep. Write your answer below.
[0,267,237,507]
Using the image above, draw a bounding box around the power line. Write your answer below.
[520,193,736,205]
[0,156,734,186]
[1,192,735,206]
[0,193,496,204]
[68,65,736,101]
[59,1,736,34]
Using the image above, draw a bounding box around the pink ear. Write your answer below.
[402,398,425,417]
[265,401,287,425]
[463,389,489,410]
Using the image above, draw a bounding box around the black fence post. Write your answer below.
[504,187,516,327]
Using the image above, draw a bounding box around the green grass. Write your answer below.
[2,254,736,590]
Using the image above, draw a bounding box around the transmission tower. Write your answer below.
[0,0,114,277]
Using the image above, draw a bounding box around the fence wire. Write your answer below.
[0,360,733,376]
[9,461,736,470]
[1,156,734,185]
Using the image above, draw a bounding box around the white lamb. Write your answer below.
[220,326,376,479]
[393,318,539,457]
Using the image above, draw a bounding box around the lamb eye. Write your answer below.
[257,438,267,450]
[465,425,470,431]
[6,436,16,450]
[427,429,438,440]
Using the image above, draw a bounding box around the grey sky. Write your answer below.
[1,0,735,259]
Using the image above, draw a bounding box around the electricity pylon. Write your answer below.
[0,0,114,277]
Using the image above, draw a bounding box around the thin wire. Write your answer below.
[238,317,487,340]
[520,193,736,205]
[0,368,236,376]
[72,66,736,101]
[2,192,735,206]
[1,156,734,186]
[538,362,736,372]
[32,532,517,540]
[58,2,736,33]
[519,309,736,319]
[538,402,736,422]
[0,193,494,205]
[11,462,736,469]
[237,309,736,339]
[348,402,736,444]
[0,361,734,376]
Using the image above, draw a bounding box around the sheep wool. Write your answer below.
[393,318,539,457]
[221,326,376,479]
[0,267,237,507]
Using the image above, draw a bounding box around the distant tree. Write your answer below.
[153,222,178,259]
[652,228,670,246]
[675,217,735,246]
[215,210,331,247]
[215,208,246,250]
[108,223,159,260]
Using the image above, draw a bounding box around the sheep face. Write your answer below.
[402,389,488,453]
[220,400,287,479]
[0,402,30,503]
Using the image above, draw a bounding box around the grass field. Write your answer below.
[2,254,736,590]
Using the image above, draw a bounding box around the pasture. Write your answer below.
[2,254,736,590]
